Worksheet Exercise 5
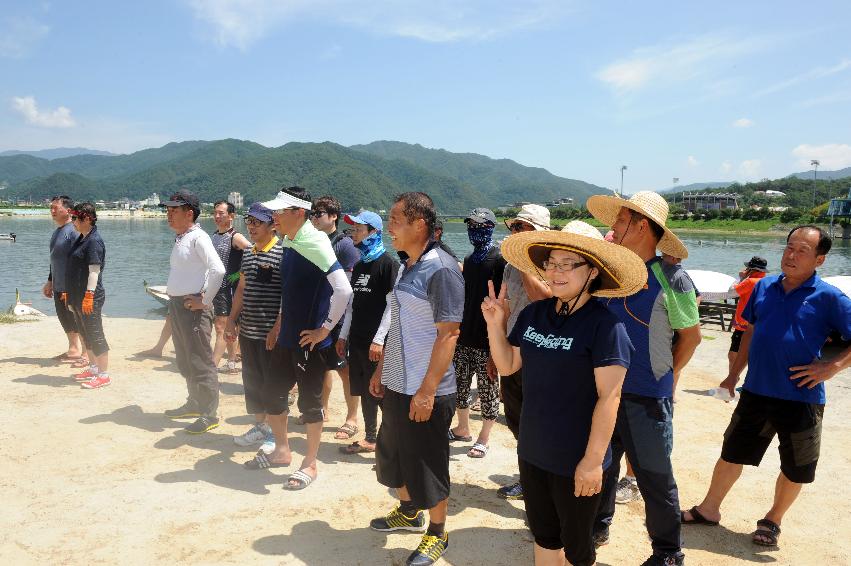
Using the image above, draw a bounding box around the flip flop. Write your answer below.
[339,441,376,454]
[52,353,78,361]
[70,358,91,368]
[468,443,489,458]
[680,506,720,526]
[244,451,290,470]
[284,469,315,491]
[334,423,358,440]
[448,430,472,442]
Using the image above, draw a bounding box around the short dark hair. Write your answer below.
[313,195,341,226]
[629,209,665,242]
[434,218,444,232]
[51,195,74,210]
[72,202,97,225]
[281,185,312,204]
[787,224,832,255]
[214,200,235,214]
[394,192,436,237]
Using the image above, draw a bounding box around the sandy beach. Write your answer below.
[1,317,849,565]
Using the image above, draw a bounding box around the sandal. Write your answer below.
[680,506,719,526]
[339,441,376,454]
[448,430,472,442]
[468,442,489,458]
[752,519,781,547]
[334,423,358,440]
[244,450,290,470]
[470,398,482,412]
[284,469,315,491]
[70,358,90,368]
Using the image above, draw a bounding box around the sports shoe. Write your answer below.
[406,532,449,566]
[184,416,220,434]
[497,481,523,500]
[369,506,426,533]
[615,476,641,504]
[259,430,276,454]
[640,553,684,566]
[234,422,272,446]
[73,367,99,381]
[81,374,111,389]
[164,403,201,419]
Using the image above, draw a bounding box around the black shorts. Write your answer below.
[239,335,277,415]
[212,288,232,317]
[729,329,744,352]
[721,390,824,483]
[54,293,78,334]
[376,389,456,510]
[520,458,601,566]
[270,345,331,422]
[347,345,378,397]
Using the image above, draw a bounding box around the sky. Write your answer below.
[2,0,850,193]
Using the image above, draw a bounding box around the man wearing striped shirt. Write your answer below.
[224,203,283,460]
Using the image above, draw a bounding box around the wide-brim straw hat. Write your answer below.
[500,220,648,298]
[586,191,688,260]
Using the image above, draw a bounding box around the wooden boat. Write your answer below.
[143,281,169,305]
[9,289,45,317]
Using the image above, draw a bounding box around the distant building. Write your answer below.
[228,191,243,210]
[753,190,786,198]
[680,192,740,212]
[139,193,160,207]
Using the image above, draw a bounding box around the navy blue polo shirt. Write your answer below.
[742,272,851,404]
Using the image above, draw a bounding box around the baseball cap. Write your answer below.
[744,256,768,272]
[344,210,383,231]
[465,207,497,225]
[159,189,200,210]
[245,202,273,223]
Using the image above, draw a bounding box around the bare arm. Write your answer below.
[720,324,753,394]
[520,271,552,302]
[225,274,245,340]
[232,232,252,250]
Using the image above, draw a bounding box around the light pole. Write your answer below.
[811,159,820,208]
[620,165,628,197]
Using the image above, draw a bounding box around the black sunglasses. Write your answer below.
[310,210,328,218]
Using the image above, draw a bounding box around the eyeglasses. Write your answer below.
[509,221,533,232]
[310,210,327,218]
[244,217,264,226]
[542,260,588,273]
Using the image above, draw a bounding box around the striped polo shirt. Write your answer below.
[238,236,283,340]
[381,242,465,396]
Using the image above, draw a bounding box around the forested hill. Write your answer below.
[0,139,608,213]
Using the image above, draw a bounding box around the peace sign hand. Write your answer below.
[481,280,510,329]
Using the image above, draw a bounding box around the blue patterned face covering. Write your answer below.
[355,230,385,263]
[467,223,495,263]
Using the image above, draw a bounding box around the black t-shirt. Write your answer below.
[66,225,106,305]
[348,252,399,348]
[508,298,633,478]
[458,246,505,349]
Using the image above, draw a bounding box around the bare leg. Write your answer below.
[321,371,333,417]
[139,317,172,357]
[475,418,496,447]
[683,458,743,523]
[753,472,803,543]
[212,316,228,367]
[338,365,359,426]
[91,351,108,373]
[66,331,83,357]
[265,412,292,464]
[452,407,471,438]
[625,458,635,477]
[428,497,448,527]
[534,543,568,566]
[287,420,322,486]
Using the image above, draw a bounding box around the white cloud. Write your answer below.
[732,117,754,128]
[687,155,699,167]
[11,96,76,128]
[792,144,851,170]
[720,161,733,174]
[738,159,761,179]
[187,0,564,49]
[0,16,49,58]
[596,33,768,94]
[754,59,851,98]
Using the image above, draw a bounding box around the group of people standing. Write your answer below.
[43,185,851,566]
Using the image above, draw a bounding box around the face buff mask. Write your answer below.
[356,230,386,263]
[467,222,495,264]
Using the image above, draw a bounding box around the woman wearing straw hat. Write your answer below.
[483,221,645,566]
[586,191,700,566]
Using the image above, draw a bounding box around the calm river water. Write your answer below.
[1,216,849,318]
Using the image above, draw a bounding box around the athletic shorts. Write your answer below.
[721,390,824,483]
[375,389,456,510]
[54,293,78,334]
[347,345,378,397]
[212,288,232,317]
[270,345,331,422]
[729,329,744,353]
[520,458,602,566]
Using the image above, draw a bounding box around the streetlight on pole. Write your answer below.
[811,159,820,208]
[620,165,628,197]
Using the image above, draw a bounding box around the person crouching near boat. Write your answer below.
[486,221,646,566]
[66,202,111,389]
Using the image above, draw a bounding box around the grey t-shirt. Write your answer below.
[505,263,534,335]
[49,222,79,292]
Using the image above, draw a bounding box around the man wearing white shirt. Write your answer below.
[160,190,226,434]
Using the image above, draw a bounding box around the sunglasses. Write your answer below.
[509,221,534,232]
[542,260,588,273]
[310,210,328,218]
[70,215,86,221]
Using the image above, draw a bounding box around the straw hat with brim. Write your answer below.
[586,191,688,260]
[500,220,648,298]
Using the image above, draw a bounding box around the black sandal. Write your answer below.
[680,506,719,526]
[752,519,781,546]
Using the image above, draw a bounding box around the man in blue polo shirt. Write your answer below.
[682,225,851,548]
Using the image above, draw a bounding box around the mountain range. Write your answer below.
[0,140,607,213]
[0,147,117,160]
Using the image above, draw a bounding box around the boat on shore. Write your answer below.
[8,289,45,318]
[143,281,169,306]
[0,233,16,242]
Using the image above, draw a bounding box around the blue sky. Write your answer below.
[2,0,850,192]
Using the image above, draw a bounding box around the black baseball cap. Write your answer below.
[744,256,768,272]
[159,189,200,210]
[465,207,497,225]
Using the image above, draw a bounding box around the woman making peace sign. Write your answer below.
[484,221,646,566]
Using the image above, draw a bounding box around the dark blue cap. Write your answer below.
[245,202,273,223]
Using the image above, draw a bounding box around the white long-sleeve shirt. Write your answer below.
[166,224,225,306]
